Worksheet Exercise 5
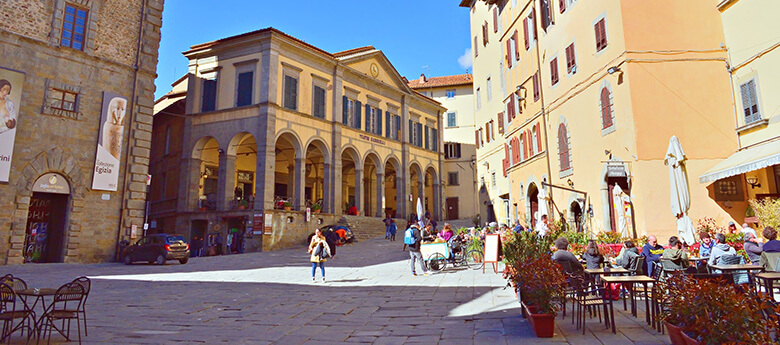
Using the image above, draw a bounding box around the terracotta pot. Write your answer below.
[681,332,700,345]
[664,321,687,345]
[284,207,291,211]
[524,304,554,338]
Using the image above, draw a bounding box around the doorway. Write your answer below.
[190,220,208,257]
[446,197,459,220]
[24,193,69,263]
[570,202,583,232]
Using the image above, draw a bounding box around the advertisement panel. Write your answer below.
[91,91,128,191]
[0,67,25,182]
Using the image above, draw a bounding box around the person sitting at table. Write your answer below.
[744,232,763,264]
[641,235,664,277]
[438,224,454,242]
[698,232,715,258]
[707,233,737,266]
[662,236,694,273]
[581,240,605,269]
[762,227,780,253]
[615,240,640,270]
[552,236,584,275]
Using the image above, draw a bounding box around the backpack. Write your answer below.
[404,228,416,245]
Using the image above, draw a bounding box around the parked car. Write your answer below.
[123,234,190,265]
[306,225,356,245]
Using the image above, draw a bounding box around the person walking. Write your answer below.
[389,220,398,241]
[308,228,332,282]
[384,215,393,240]
[405,224,428,276]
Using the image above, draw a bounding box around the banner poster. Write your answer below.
[0,67,25,182]
[91,91,128,191]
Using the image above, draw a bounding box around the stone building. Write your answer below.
[0,0,164,264]
[151,28,444,252]
[408,74,479,222]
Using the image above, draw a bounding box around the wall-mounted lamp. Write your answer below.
[746,175,761,189]
[218,148,225,154]
[608,66,621,75]
[567,179,574,188]
[515,85,527,101]
[483,161,489,169]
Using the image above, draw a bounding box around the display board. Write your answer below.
[483,234,500,273]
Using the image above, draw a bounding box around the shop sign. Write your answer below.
[607,164,627,177]
[91,91,128,191]
[32,173,70,194]
[253,212,263,235]
[359,134,386,145]
[0,67,25,183]
[263,213,273,235]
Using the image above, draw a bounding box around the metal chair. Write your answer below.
[569,276,613,334]
[37,282,85,345]
[0,283,34,345]
[71,277,91,337]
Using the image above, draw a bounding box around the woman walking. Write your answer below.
[308,228,331,282]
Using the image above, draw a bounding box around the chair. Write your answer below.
[0,283,34,345]
[71,277,91,337]
[760,252,780,272]
[38,282,85,345]
[569,276,613,334]
[628,256,645,276]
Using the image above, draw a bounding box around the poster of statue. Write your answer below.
[0,67,25,183]
[91,91,127,191]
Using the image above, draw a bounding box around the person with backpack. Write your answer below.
[308,228,332,283]
[389,220,397,241]
[405,224,428,276]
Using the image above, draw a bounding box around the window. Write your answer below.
[482,21,489,46]
[532,71,540,101]
[61,5,88,50]
[493,7,499,33]
[365,105,382,135]
[506,96,516,122]
[505,36,515,68]
[491,172,497,189]
[445,143,462,159]
[595,18,608,51]
[558,123,571,171]
[740,79,761,124]
[236,71,253,107]
[600,87,614,129]
[313,85,326,118]
[540,0,552,31]
[559,0,566,13]
[476,88,481,109]
[201,79,217,112]
[474,36,479,57]
[446,89,456,98]
[565,43,577,74]
[342,96,362,129]
[523,12,536,50]
[409,120,423,147]
[431,128,438,151]
[49,89,78,111]
[498,112,505,134]
[532,125,539,153]
[164,125,171,155]
[550,58,559,85]
[486,78,492,101]
[386,113,401,140]
[283,75,298,110]
[446,112,457,127]
[448,172,459,186]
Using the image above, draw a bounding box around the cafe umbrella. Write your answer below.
[416,197,425,229]
[664,135,696,245]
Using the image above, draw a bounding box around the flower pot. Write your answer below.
[682,332,700,345]
[524,304,554,338]
[664,321,687,345]
[284,207,291,211]
[237,205,246,210]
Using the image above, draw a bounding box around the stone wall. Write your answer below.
[263,210,341,251]
[0,0,164,264]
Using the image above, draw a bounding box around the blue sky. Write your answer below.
[154,1,472,99]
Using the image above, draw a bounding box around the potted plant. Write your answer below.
[659,274,780,344]
[283,201,292,211]
[312,203,322,213]
[237,199,249,210]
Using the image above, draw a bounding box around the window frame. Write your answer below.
[446,89,456,99]
[594,17,609,52]
[282,74,299,111]
[740,78,762,125]
[550,57,559,86]
[61,4,88,51]
[446,112,457,128]
[312,84,327,119]
[448,172,460,186]
[49,88,79,112]
[565,42,577,75]
[234,63,256,107]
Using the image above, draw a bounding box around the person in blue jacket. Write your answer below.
[641,235,664,277]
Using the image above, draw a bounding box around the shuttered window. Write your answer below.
[540,0,552,31]
[201,79,217,112]
[498,112,505,134]
[523,17,530,50]
[313,85,326,118]
[550,58,559,85]
[559,0,566,13]
[565,43,576,74]
[532,72,540,101]
[558,123,571,171]
[600,87,614,129]
[482,22,489,45]
[740,79,761,124]
[506,38,513,68]
[475,130,480,148]
[283,75,298,110]
[595,18,607,51]
[474,36,479,57]
[493,7,499,33]
[236,71,254,107]
[513,30,520,61]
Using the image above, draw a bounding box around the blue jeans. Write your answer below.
[312,262,325,277]
[410,251,427,274]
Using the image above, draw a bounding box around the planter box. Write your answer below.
[523,303,554,338]
[664,321,686,345]
[682,332,700,345]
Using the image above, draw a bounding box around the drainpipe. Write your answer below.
[115,0,147,261]
[532,1,555,220]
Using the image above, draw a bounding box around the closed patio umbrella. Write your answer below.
[665,135,695,245]
[612,184,628,238]
[535,188,549,234]
[416,198,425,229]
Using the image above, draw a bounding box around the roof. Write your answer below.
[407,74,473,89]
[185,27,333,58]
[333,46,375,58]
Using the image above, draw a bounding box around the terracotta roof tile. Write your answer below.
[407,74,473,89]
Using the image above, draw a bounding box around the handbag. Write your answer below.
[312,242,322,257]
[319,243,331,259]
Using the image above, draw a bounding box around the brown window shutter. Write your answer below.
[570,45,576,71]
[498,112,505,134]
[601,87,613,128]
[513,30,520,60]
[559,0,566,13]
[506,39,513,68]
[523,17,530,50]
[536,122,542,151]
[493,7,498,33]
[475,130,480,148]
[532,11,538,40]
[599,20,607,49]
[474,36,478,56]
[526,129,533,156]
[550,58,558,84]
[532,72,540,101]
[502,144,509,177]
[509,96,515,120]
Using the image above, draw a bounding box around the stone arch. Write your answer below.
[384,154,401,173]
[227,131,256,156]
[363,151,383,174]
[304,137,331,165]
[362,151,383,217]
[304,138,331,212]
[191,135,219,159]
[340,144,362,168]
[383,155,403,218]
[275,130,303,159]
[8,147,87,264]
[600,156,631,233]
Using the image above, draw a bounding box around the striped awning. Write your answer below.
[699,139,780,183]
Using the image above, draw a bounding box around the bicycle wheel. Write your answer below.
[427,253,447,273]
[466,250,484,270]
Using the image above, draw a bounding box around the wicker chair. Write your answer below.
[0,283,34,345]
[37,282,85,345]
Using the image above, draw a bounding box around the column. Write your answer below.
[433,181,441,221]
[354,168,364,216]
[178,157,202,212]
[323,162,332,213]
[294,157,305,211]
[217,153,236,211]
[376,172,384,217]
[396,171,405,219]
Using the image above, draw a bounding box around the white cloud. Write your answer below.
[457,48,473,70]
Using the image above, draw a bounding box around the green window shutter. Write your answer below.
[342,96,349,125]
[385,111,391,138]
[365,104,371,132]
[376,109,382,135]
[355,101,362,129]
[416,123,423,147]
[432,129,438,151]
[395,116,401,140]
[409,120,413,144]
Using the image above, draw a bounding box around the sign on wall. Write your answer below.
[91,92,128,191]
[0,67,25,183]
[32,173,70,194]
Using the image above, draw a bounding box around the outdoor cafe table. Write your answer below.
[709,264,764,284]
[600,275,656,333]
[17,288,57,336]
[754,272,780,298]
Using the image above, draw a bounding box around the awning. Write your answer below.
[699,139,780,183]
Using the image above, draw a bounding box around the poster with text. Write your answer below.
[91,91,127,191]
[0,67,25,182]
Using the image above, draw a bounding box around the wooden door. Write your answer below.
[446,197,459,220]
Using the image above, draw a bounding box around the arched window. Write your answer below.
[531,126,539,153]
[558,123,571,171]
[600,87,614,129]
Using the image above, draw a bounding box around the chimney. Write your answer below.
[420,73,426,83]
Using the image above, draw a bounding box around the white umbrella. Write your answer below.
[665,135,695,245]
[416,198,425,229]
[612,184,628,238]
[535,188,549,236]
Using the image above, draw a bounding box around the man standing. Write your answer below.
[641,235,664,277]
[383,215,393,240]
[405,224,428,276]
[537,215,550,237]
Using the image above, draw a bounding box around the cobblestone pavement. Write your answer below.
[3,238,670,344]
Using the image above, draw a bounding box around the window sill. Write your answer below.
[559,167,573,179]
[736,118,768,134]
[601,124,616,137]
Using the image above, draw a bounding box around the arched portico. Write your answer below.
[384,156,402,218]
[274,132,303,210]
[363,152,383,217]
[304,139,331,213]
[341,146,361,215]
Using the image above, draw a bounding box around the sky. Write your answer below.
[154,1,473,99]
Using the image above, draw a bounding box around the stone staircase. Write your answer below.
[337,216,406,240]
